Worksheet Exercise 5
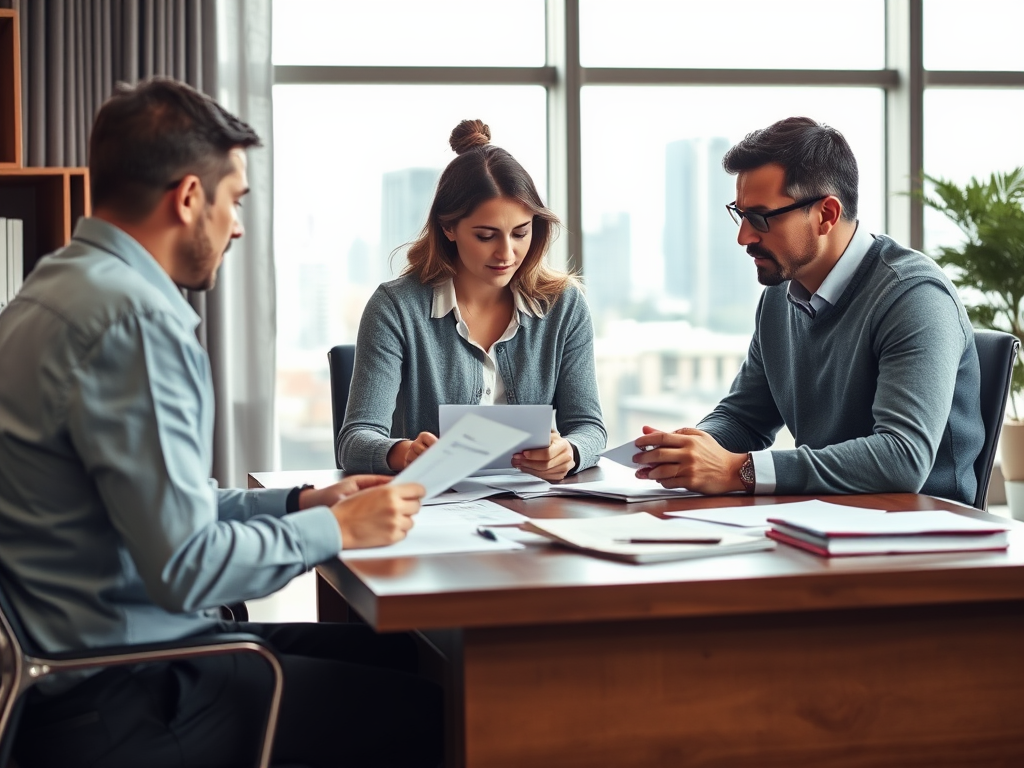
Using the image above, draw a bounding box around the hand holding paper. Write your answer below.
[333,482,424,549]
[438,405,552,472]
[392,413,530,499]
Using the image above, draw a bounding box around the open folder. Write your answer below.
[522,512,775,564]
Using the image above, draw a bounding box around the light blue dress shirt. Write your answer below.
[0,218,341,658]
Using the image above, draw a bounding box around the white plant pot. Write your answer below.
[1000,420,1024,520]
[1007,481,1024,522]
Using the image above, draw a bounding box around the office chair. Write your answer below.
[328,344,357,470]
[222,345,356,623]
[0,578,285,768]
[972,329,1020,510]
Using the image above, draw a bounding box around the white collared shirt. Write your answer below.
[786,222,874,318]
[753,222,875,492]
[431,279,534,404]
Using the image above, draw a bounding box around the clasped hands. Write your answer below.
[388,429,575,482]
[632,425,748,495]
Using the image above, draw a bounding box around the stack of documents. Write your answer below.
[546,480,701,503]
[766,508,1012,557]
[521,512,775,564]
[665,499,878,537]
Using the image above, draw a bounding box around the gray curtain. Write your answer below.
[4,0,276,488]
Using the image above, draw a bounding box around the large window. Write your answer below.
[579,0,884,69]
[273,85,546,467]
[271,0,1024,470]
[581,86,883,443]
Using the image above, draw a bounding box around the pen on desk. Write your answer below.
[614,536,722,545]
[476,526,499,541]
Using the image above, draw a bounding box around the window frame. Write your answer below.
[273,1,1024,267]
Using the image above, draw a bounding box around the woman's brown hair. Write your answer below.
[403,119,576,314]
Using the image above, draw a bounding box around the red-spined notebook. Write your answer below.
[766,509,1011,557]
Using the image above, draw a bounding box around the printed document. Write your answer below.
[392,413,529,499]
[438,404,552,472]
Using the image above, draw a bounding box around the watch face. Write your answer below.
[740,457,755,488]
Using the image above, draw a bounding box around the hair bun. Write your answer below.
[449,119,491,154]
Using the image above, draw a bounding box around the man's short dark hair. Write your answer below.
[89,77,262,221]
[722,116,859,221]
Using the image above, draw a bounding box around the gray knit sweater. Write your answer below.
[338,275,607,474]
[698,234,984,505]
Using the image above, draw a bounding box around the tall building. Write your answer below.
[583,212,631,326]
[663,137,756,334]
[296,261,331,351]
[379,167,440,282]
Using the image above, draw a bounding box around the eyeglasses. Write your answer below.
[725,195,827,233]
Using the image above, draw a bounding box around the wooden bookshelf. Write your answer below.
[0,8,90,284]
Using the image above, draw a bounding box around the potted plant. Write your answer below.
[918,167,1024,516]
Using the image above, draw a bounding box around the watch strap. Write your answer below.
[286,483,315,514]
[739,453,755,494]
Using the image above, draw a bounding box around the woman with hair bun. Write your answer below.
[337,119,606,481]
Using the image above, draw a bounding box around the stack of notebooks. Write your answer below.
[766,508,1011,557]
[521,512,775,564]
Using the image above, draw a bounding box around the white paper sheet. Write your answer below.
[392,413,529,499]
[421,486,503,506]
[667,499,889,528]
[480,474,553,496]
[600,439,653,468]
[550,479,700,503]
[438,405,552,471]
[666,507,778,527]
[340,523,525,560]
[415,499,529,527]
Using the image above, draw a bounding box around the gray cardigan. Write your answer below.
[338,275,607,474]
[698,234,984,505]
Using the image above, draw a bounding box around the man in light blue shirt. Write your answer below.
[0,78,440,768]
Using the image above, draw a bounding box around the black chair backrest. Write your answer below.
[0,571,41,767]
[0,570,37,657]
[972,329,1020,510]
[327,344,357,470]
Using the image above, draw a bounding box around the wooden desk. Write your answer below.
[249,469,1024,767]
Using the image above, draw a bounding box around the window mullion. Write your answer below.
[545,0,582,274]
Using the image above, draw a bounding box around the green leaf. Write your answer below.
[913,168,1024,399]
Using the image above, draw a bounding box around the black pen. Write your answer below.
[613,536,721,545]
[476,526,500,541]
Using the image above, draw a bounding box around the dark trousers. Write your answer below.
[13,622,444,768]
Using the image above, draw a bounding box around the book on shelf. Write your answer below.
[766,509,1011,557]
[10,218,22,296]
[521,512,775,564]
[0,216,7,307]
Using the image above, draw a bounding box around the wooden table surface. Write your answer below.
[249,467,1024,767]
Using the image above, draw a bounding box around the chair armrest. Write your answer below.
[20,633,282,768]
[36,632,273,664]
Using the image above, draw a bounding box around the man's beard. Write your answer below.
[747,239,815,287]
[748,244,786,287]
[177,215,223,292]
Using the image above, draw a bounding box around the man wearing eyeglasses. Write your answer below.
[635,116,984,506]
